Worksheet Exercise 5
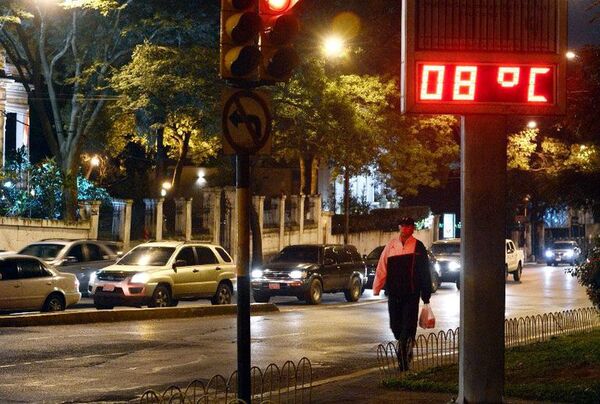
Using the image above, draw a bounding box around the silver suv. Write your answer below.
[89,241,236,309]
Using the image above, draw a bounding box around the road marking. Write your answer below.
[0,352,126,369]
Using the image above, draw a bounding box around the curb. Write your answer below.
[0,303,279,327]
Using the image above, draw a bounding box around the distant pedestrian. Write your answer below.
[372,216,432,370]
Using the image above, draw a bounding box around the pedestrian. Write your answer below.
[372,216,432,370]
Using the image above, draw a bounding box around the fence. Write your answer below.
[376,307,600,380]
[138,357,312,404]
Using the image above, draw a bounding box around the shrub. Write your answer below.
[567,237,600,309]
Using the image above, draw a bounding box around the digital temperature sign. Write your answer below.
[417,63,555,104]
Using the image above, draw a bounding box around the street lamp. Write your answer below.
[527,120,537,129]
[322,35,346,58]
[85,154,101,179]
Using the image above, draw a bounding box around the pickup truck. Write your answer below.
[506,239,524,281]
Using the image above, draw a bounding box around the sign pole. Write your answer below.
[458,115,507,403]
[236,152,251,403]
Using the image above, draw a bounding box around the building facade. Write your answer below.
[0,51,30,166]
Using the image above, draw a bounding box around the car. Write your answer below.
[0,254,81,312]
[18,239,119,296]
[88,241,236,309]
[363,246,441,293]
[505,239,525,281]
[430,239,461,289]
[251,244,367,305]
[544,240,582,266]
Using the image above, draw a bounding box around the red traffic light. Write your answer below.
[260,0,300,16]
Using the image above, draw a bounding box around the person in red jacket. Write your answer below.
[373,216,432,370]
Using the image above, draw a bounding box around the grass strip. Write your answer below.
[384,329,600,404]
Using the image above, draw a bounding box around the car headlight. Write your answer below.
[565,250,574,258]
[434,262,441,274]
[89,271,97,284]
[289,270,307,279]
[448,261,461,271]
[130,272,150,284]
[251,269,263,279]
[545,250,554,258]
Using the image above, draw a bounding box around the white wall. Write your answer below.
[0,217,93,251]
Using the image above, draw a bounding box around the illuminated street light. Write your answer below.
[160,189,167,197]
[84,154,101,179]
[322,35,345,58]
[527,120,537,129]
[566,51,576,60]
[161,181,172,191]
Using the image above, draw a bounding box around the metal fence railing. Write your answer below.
[377,307,600,380]
[138,357,312,404]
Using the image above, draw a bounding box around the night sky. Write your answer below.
[569,1,600,46]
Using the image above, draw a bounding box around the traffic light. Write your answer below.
[220,0,262,80]
[258,0,301,82]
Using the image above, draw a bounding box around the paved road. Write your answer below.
[0,263,592,403]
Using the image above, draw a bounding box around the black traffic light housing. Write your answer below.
[220,0,262,80]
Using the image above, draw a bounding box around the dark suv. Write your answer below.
[251,244,367,305]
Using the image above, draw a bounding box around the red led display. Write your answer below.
[417,63,555,104]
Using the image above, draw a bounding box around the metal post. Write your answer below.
[236,153,251,403]
[458,115,507,403]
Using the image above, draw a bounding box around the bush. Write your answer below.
[331,206,431,234]
[567,237,600,309]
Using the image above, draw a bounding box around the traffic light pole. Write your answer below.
[236,152,251,403]
[458,115,507,403]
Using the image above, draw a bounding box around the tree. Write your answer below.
[109,43,221,193]
[0,0,140,220]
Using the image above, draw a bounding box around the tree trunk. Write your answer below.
[299,156,306,195]
[155,126,166,182]
[310,156,319,195]
[250,202,263,267]
[344,169,350,244]
[61,165,78,222]
[172,132,191,193]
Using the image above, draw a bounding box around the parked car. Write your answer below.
[505,239,525,281]
[544,240,582,266]
[430,239,461,289]
[18,239,119,296]
[89,241,236,309]
[251,244,367,305]
[365,245,441,292]
[0,254,81,312]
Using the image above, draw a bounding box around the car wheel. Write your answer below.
[304,279,323,305]
[169,299,179,307]
[513,263,522,282]
[253,292,270,303]
[42,293,65,312]
[505,265,509,280]
[431,272,440,293]
[211,282,233,305]
[149,285,171,308]
[344,277,362,302]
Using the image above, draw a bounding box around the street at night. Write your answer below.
[0,264,592,402]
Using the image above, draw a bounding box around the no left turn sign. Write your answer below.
[222,89,272,155]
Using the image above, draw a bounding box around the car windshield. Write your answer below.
[552,242,576,249]
[117,246,175,266]
[431,242,461,255]
[367,246,384,260]
[271,246,319,263]
[18,244,64,260]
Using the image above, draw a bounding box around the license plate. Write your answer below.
[268,283,280,290]
[103,284,115,292]
[556,257,561,261]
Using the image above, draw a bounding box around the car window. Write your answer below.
[175,247,196,266]
[345,246,362,263]
[323,247,338,264]
[367,246,384,260]
[67,245,85,262]
[506,242,514,253]
[86,243,105,261]
[272,246,320,263]
[196,247,218,265]
[552,242,577,249]
[215,247,233,263]
[19,259,50,278]
[0,260,19,280]
[117,246,175,266]
[336,247,353,264]
[18,243,64,260]
[431,242,460,255]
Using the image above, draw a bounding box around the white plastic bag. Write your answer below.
[418,303,436,329]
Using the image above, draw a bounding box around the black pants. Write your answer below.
[387,293,420,370]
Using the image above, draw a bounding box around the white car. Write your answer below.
[89,241,236,309]
[0,254,81,312]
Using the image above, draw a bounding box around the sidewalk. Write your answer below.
[308,367,552,403]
